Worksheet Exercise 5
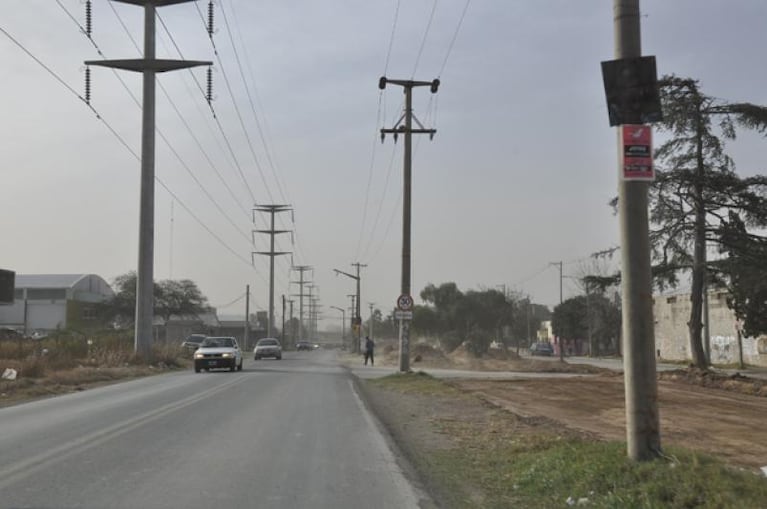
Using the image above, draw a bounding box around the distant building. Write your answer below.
[0,274,113,334]
[654,289,767,367]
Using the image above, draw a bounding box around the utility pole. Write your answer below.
[379,76,439,373]
[86,0,210,358]
[252,204,292,338]
[368,302,375,339]
[291,265,312,343]
[281,294,286,344]
[243,284,250,350]
[551,261,564,360]
[613,0,661,461]
[334,265,366,353]
[331,306,346,345]
[347,294,357,352]
[288,299,295,346]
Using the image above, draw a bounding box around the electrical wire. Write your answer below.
[438,0,472,77]
[411,0,439,78]
[0,18,268,303]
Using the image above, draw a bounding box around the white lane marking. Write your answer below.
[348,379,424,508]
[0,375,250,490]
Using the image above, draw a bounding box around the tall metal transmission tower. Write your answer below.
[85,0,210,357]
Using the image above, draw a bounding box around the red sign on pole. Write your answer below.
[622,124,654,181]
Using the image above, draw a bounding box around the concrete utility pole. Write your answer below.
[551,261,564,360]
[331,306,346,345]
[288,299,295,345]
[347,294,357,351]
[243,284,250,350]
[613,0,661,461]
[334,265,366,353]
[252,204,292,338]
[281,294,286,344]
[86,0,211,358]
[290,265,312,343]
[379,76,439,373]
[368,302,375,339]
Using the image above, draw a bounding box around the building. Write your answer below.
[654,289,767,367]
[0,274,114,334]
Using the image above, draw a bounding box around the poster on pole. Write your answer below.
[622,124,654,181]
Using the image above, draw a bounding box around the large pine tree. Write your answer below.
[650,76,767,367]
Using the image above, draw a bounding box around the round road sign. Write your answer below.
[397,294,414,311]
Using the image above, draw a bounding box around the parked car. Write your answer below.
[530,342,554,356]
[295,341,313,351]
[182,334,207,351]
[193,336,243,372]
[254,338,282,360]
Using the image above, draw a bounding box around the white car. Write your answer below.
[194,336,243,373]
[254,338,282,360]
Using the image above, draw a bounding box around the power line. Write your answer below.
[87,5,254,248]
[411,0,439,78]
[0,21,268,300]
[384,0,402,76]
[438,0,472,77]
[195,1,298,270]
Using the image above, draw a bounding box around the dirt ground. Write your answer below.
[374,341,607,374]
[452,374,767,469]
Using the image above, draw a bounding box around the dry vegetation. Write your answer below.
[0,332,188,407]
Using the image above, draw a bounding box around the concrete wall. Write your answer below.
[653,290,767,367]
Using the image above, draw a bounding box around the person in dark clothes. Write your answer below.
[364,336,375,366]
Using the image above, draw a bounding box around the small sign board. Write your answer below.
[394,310,413,321]
[601,55,662,127]
[396,294,414,311]
[622,124,654,181]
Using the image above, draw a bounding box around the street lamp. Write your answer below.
[330,306,346,349]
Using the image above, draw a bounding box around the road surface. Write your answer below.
[0,351,430,509]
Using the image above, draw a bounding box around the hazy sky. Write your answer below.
[2,1,766,327]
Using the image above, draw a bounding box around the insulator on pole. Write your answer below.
[207,1,215,36]
[85,66,92,105]
[85,0,93,37]
[206,67,213,104]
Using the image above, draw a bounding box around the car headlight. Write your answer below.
[194,353,204,359]
[222,352,233,358]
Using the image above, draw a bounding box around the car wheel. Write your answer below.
[254,355,259,360]
[276,355,282,360]
[195,367,201,373]
[237,360,243,371]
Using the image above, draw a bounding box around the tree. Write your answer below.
[649,75,767,368]
[552,297,588,345]
[98,272,211,327]
[155,279,211,323]
[718,212,767,338]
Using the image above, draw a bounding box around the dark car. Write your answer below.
[296,341,313,351]
[254,338,282,360]
[530,342,554,356]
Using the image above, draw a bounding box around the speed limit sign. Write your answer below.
[397,294,413,311]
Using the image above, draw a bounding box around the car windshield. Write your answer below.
[258,339,278,346]
[201,338,234,348]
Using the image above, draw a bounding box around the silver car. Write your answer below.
[254,338,282,360]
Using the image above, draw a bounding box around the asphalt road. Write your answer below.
[0,351,429,509]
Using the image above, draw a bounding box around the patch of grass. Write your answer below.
[370,371,464,397]
[433,434,767,509]
[369,374,767,509]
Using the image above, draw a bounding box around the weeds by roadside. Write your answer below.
[0,332,189,407]
[366,372,767,509]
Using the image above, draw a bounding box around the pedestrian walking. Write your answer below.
[364,336,375,366]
